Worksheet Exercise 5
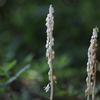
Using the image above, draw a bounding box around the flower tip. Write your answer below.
[49,4,54,13]
[94,26,99,32]
[50,4,52,7]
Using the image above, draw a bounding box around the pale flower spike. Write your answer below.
[85,27,99,100]
[45,5,56,100]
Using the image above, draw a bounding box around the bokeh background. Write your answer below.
[0,0,100,100]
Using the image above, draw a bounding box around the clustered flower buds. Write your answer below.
[44,5,56,100]
[45,5,54,61]
[85,27,99,100]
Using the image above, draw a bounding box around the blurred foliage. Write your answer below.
[0,0,100,100]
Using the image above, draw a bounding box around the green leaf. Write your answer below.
[7,60,17,71]
[55,90,67,96]
[23,54,34,63]
[0,72,7,76]
[5,64,31,85]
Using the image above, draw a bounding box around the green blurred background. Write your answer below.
[0,0,100,100]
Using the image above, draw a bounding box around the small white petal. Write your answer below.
[44,84,50,92]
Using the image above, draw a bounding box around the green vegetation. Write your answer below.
[0,0,100,100]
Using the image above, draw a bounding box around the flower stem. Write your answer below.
[50,64,53,100]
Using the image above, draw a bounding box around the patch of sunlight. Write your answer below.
[21,69,43,81]
[28,70,38,79]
